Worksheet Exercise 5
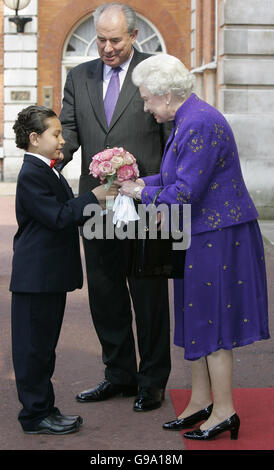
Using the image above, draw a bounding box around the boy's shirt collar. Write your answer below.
[26,153,60,178]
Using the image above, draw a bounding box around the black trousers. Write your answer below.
[83,237,171,389]
[11,292,66,429]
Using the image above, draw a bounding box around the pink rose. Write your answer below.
[132,162,139,178]
[112,147,124,156]
[89,160,101,177]
[98,149,115,161]
[92,154,102,162]
[123,152,135,165]
[117,164,135,181]
[111,155,124,169]
[98,160,115,176]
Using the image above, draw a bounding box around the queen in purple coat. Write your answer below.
[119,54,270,441]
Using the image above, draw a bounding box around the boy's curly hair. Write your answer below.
[13,106,57,151]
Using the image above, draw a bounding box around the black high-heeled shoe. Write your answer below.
[183,413,240,440]
[163,404,213,430]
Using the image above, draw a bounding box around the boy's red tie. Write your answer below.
[50,159,56,168]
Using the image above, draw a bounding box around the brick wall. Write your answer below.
[38,0,191,114]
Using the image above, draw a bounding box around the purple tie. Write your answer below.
[104,67,121,126]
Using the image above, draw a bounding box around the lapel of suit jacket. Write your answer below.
[59,173,74,199]
[85,49,146,134]
[85,59,108,132]
[24,154,70,200]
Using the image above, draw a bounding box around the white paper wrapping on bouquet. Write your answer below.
[112,193,140,227]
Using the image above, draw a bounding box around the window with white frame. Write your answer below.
[62,13,166,75]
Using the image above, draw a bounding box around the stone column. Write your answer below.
[218,0,274,218]
[3,0,37,181]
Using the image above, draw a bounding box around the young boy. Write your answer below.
[10,105,117,435]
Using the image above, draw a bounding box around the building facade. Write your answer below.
[1,0,274,217]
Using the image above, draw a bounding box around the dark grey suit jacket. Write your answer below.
[60,48,171,194]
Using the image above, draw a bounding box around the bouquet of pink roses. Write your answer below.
[89,147,139,190]
[89,147,140,226]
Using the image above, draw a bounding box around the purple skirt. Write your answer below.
[173,220,270,360]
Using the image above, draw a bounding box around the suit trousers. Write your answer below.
[11,292,66,428]
[83,236,171,389]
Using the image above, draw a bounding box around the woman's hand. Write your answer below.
[92,183,119,209]
[135,178,145,187]
[118,180,138,198]
[118,179,145,200]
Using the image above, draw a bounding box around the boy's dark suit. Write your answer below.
[10,154,97,429]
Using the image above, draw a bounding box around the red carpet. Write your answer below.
[169,388,274,450]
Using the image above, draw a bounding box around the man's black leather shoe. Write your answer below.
[23,414,80,435]
[76,380,138,402]
[53,409,83,425]
[133,387,165,412]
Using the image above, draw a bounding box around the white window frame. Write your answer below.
[62,12,166,92]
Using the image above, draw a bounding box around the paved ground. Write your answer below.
[0,183,273,458]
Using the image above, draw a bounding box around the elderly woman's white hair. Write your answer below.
[132,54,195,99]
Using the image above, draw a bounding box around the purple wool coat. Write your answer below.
[141,93,258,234]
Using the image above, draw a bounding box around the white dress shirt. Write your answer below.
[103,52,134,99]
[28,152,60,178]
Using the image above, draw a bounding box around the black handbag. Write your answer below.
[127,190,186,279]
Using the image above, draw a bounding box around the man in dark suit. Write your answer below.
[60,3,171,411]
